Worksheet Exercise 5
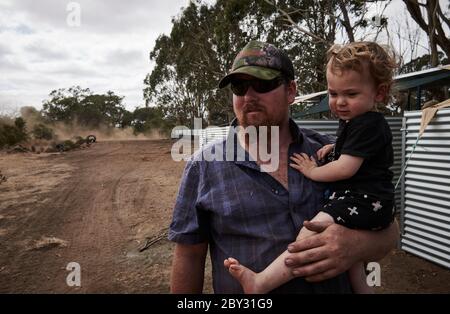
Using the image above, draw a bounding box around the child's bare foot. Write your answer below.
[223,257,266,294]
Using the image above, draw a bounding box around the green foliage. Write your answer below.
[0,117,28,148]
[39,85,178,134]
[144,0,256,127]
[132,106,174,135]
[73,136,86,145]
[32,123,54,140]
[120,110,134,129]
[14,117,26,131]
[62,140,77,150]
[143,0,374,126]
[42,86,128,128]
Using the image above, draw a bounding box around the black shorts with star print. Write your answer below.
[321,190,395,231]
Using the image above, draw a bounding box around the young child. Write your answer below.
[224,41,398,294]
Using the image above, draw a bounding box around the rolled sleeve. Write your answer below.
[168,160,209,244]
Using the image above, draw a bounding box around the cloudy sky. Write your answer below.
[0,1,446,115]
[0,0,194,114]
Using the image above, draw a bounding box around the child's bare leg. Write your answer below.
[224,250,294,294]
[349,262,374,294]
[295,211,335,239]
[223,211,334,294]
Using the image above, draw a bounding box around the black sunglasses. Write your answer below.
[230,77,285,96]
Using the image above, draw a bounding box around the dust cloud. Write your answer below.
[18,106,167,142]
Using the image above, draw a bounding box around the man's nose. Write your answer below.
[244,86,258,99]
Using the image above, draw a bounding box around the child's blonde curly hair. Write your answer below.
[326,42,399,104]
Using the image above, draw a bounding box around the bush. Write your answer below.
[0,118,28,148]
[15,117,26,131]
[32,124,54,140]
[73,136,85,145]
[62,140,77,150]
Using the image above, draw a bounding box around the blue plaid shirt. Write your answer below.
[169,119,352,293]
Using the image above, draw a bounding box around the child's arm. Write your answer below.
[290,153,363,182]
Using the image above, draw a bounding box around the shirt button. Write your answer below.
[274,189,279,194]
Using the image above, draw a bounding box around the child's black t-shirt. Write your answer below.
[330,111,394,200]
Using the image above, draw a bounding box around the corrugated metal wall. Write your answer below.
[200,127,229,147]
[400,109,450,269]
[196,118,402,209]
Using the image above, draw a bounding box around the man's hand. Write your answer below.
[316,144,334,161]
[290,153,318,179]
[285,220,399,282]
[284,221,358,282]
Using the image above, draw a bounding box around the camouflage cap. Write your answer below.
[218,40,295,89]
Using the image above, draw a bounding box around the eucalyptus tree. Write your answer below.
[402,0,450,67]
[144,0,382,125]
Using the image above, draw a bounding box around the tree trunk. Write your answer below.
[337,0,355,42]
[403,0,450,63]
[427,0,439,66]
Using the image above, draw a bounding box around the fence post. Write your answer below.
[399,116,407,247]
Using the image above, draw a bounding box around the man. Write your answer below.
[168,40,399,293]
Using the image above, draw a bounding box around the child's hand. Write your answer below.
[316,144,334,161]
[290,153,318,179]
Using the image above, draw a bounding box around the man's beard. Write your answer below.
[239,102,274,129]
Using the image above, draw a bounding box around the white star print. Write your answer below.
[329,192,336,200]
[372,201,383,212]
[348,207,358,215]
[345,190,350,194]
[337,216,346,223]
[338,196,345,200]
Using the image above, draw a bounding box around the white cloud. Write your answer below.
[0,0,191,113]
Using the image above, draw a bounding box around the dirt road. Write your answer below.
[0,139,448,293]
[0,139,203,293]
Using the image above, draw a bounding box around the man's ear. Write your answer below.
[375,84,388,103]
[287,80,297,104]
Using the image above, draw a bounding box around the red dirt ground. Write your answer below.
[0,139,448,293]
